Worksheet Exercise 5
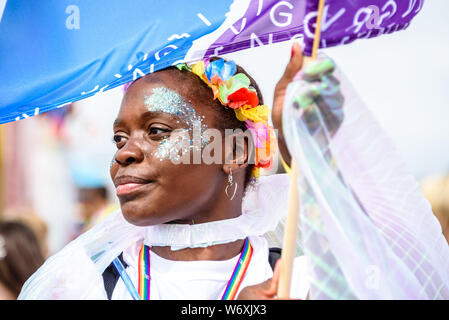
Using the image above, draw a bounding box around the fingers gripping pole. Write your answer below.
[277,0,325,299]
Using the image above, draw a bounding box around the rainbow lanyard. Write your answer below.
[136,237,253,300]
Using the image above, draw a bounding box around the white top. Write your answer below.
[112,235,310,300]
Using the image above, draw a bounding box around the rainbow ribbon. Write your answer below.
[137,238,253,300]
[221,237,253,300]
[138,245,151,300]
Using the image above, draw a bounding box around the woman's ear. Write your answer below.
[222,129,250,175]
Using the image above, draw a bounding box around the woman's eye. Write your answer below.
[113,134,126,146]
[149,127,170,135]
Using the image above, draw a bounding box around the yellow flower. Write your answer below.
[190,61,205,78]
[234,104,270,123]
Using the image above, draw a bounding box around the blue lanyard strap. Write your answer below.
[112,257,141,300]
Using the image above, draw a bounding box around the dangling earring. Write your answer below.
[225,168,238,201]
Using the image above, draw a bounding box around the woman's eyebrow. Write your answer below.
[113,118,121,128]
[113,111,178,128]
[141,110,177,120]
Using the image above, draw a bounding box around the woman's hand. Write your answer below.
[272,43,345,168]
[272,42,304,167]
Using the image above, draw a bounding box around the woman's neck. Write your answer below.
[150,239,245,261]
[150,173,247,261]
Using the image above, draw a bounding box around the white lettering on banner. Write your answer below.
[213,46,224,56]
[339,36,350,46]
[289,33,303,40]
[114,74,122,78]
[402,0,417,18]
[378,0,397,26]
[65,5,80,30]
[79,84,108,97]
[250,33,272,48]
[347,7,372,33]
[81,85,99,95]
[57,102,72,108]
[303,10,317,38]
[304,4,346,38]
[320,39,327,48]
[387,23,399,34]
[155,45,178,61]
[133,68,145,80]
[320,5,346,33]
[0,0,7,23]
[250,33,264,47]
[415,0,424,13]
[230,18,246,35]
[197,12,211,26]
[34,107,39,116]
[168,33,191,41]
[270,1,293,28]
[256,0,263,16]
[356,30,372,40]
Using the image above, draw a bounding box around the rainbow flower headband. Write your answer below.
[176,59,276,177]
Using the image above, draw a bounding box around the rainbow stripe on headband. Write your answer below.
[176,59,277,177]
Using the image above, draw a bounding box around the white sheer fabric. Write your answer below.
[283,63,449,299]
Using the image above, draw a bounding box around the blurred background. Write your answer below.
[0,0,448,299]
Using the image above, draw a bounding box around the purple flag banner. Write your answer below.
[302,0,424,55]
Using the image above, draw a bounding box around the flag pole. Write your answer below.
[277,0,325,299]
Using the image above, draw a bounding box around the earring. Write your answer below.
[225,168,238,201]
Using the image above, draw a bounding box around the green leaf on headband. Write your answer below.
[219,73,251,104]
[175,63,190,71]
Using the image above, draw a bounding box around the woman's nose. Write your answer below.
[115,137,145,166]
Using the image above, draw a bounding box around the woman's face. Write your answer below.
[110,71,227,226]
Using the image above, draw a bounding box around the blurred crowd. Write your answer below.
[0,89,121,299]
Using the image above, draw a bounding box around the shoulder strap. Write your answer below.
[102,252,127,300]
[268,247,282,270]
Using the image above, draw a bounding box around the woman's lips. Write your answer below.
[114,175,154,196]
[116,182,149,196]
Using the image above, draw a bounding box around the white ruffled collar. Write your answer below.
[143,174,290,250]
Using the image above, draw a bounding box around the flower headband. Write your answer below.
[176,58,277,178]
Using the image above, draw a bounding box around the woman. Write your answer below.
[19,43,309,300]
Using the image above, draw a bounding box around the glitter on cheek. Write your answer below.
[144,87,211,162]
[152,129,191,162]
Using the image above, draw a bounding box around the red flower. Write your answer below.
[227,88,259,109]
